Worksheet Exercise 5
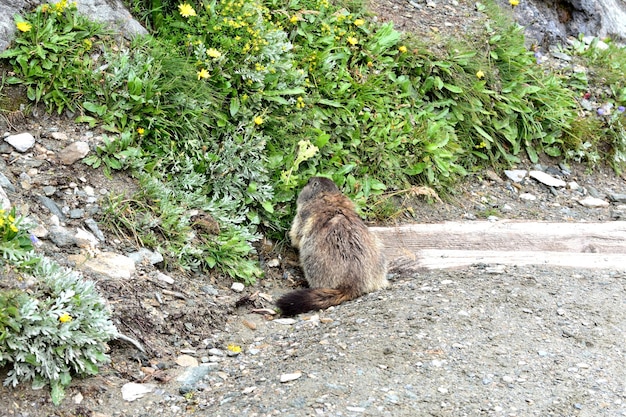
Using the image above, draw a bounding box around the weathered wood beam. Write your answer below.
[370,221,626,271]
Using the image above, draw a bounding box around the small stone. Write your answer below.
[346,406,366,413]
[280,371,302,383]
[73,392,84,404]
[267,258,280,268]
[274,318,296,325]
[208,348,225,356]
[577,196,609,208]
[529,170,566,187]
[154,271,175,284]
[42,185,56,196]
[50,132,69,140]
[4,132,35,152]
[84,218,106,242]
[58,141,90,165]
[74,228,99,249]
[242,319,257,330]
[121,382,156,402]
[128,248,164,265]
[176,354,198,367]
[519,193,536,201]
[608,193,626,203]
[502,375,514,383]
[81,252,136,279]
[69,208,85,219]
[437,386,448,394]
[0,172,15,192]
[568,181,580,190]
[504,169,527,183]
[231,282,245,292]
[0,186,10,211]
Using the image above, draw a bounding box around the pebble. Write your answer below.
[175,354,198,367]
[274,318,296,325]
[529,170,566,187]
[231,282,245,292]
[519,193,536,201]
[609,193,626,203]
[504,169,527,183]
[280,372,302,383]
[59,141,90,165]
[121,382,156,402]
[80,252,136,280]
[577,196,609,208]
[267,258,280,267]
[4,132,36,152]
[0,186,10,210]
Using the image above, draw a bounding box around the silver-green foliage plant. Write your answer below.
[1,245,117,405]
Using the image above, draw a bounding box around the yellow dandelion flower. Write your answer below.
[137,127,145,135]
[178,3,197,18]
[398,45,408,53]
[254,116,264,125]
[41,4,49,12]
[16,21,32,32]
[59,313,72,323]
[9,224,18,233]
[207,48,222,59]
[197,68,210,80]
[509,0,519,6]
[476,70,485,79]
[353,18,365,26]
[290,15,299,24]
[347,36,358,46]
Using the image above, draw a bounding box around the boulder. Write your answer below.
[0,0,147,52]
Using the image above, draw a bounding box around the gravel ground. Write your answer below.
[1,0,626,416]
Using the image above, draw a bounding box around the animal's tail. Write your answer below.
[276,286,358,316]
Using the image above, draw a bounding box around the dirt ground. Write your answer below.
[1,0,626,416]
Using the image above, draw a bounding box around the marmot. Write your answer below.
[276,176,388,316]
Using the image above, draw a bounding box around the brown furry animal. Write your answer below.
[276,176,388,316]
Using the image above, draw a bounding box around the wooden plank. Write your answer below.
[370,221,626,271]
[388,250,626,271]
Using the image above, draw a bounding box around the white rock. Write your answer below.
[154,271,174,284]
[568,181,580,190]
[0,185,10,210]
[504,169,527,183]
[280,371,302,383]
[529,170,566,187]
[121,382,156,402]
[519,193,537,201]
[73,392,84,404]
[59,141,90,165]
[4,132,35,152]
[578,196,609,208]
[273,318,296,325]
[74,227,99,250]
[267,258,280,268]
[82,252,136,279]
[231,282,245,292]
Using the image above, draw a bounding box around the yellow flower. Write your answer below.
[207,48,221,59]
[347,36,358,46]
[197,68,210,80]
[41,4,49,12]
[398,45,408,53]
[9,224,18,233]
[137,127,145,135]
[353,18,365,26]
[290,15,299,24]
[16,21,32,32]
[227,344,242,353]
[178,3,197,17]
[254,116,264,125]
[59,313,72,323]
[509,0,519,6]
[476,70,485,79]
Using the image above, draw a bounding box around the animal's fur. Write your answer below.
[276,177,387,316]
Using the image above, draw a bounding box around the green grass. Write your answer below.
[1,0,625,283]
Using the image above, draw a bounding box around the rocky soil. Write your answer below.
[1,0,626,416]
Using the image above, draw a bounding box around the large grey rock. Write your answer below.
[506,0,626,46]
[0,0,147,52]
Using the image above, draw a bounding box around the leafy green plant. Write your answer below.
[0,254,118,405]
[0,206,117,405]
[0,1,108,114]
